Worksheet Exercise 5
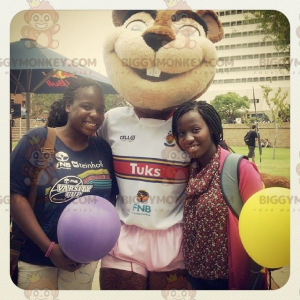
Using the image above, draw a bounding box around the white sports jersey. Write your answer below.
[99,107,190,230]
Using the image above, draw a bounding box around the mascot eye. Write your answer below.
[33,15,39,22]
[44,15,50,22]
[172,12,189,22]
[178,25,201,37]
[126,20,147,32]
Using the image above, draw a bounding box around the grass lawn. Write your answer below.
[230,146,290,180]
[12,141,18,149]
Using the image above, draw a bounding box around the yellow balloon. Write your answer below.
[239,187,290,268]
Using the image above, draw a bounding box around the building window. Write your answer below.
[254,54,259,59]
[243,32,248,36]
[220,11,225,16]
[248,31,254,36]
[236,44,242,48]
[223,22,230,27]
[225,33,230,38]
[231,21,236,26]
[260,54,266,58]
[242,67,247,71]
[272,77,278,81]
[266,65,272,69]
[242,78,247,82]
[285,76,290,80]
[231,10,236,15]
[226,11,230,15]
[237,10,242,14]
[272,53,278,57]
[260,77,265,81]
[266,77,271,81]
[242,43,247,48]
[267,41,273,46]
[278,76,284,80]
[219,46,224,50]
[231,45,236,49]
[267,53,272,57]
[247,78,253,82]
[225,45,230,50]
[248,66,254,70]
[237,21,242,25]
[236,78,241,83]
[260,42,266,46]
[253,78,259,82]
[254,66,259,70]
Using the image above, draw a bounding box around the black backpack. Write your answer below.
[244,131,251,145]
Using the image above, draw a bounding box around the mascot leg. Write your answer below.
[148,269,190,290]
[100,268,147,290]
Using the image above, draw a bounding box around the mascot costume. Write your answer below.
[98,9,223,290]
[98,9,286,290]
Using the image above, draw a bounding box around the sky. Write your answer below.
[10,10,114,76]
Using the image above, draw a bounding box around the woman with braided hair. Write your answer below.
[172,101,266,290]
[10,77,118,290]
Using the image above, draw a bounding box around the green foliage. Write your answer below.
[211,92,250,121]
[246,10,290,69]
[29,93,132,118]
[104,94,131,111]
[30,93,62,118]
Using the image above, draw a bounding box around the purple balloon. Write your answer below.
[57,195,121,263]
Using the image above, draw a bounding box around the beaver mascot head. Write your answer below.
[103,10,223,117]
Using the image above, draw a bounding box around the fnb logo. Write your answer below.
[120,135,136,141]
[132,204,151,213]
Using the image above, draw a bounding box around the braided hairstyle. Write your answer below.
[172,100,226,148]
[46,77,103,128]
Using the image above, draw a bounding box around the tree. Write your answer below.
[210,92,250,122]
[30,93,62,119]
[260,84,289,159]
[246,10,290,70]
[104,94,131,111]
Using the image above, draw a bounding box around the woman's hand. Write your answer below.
[49,244,82,272]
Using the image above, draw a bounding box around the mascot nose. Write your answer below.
[143,33,173,52]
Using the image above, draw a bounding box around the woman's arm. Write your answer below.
[10,193,81,272]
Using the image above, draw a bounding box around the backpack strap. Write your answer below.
[220,153,248,219]
[11,127,56,244]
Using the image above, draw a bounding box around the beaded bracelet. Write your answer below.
[45,242,56,257]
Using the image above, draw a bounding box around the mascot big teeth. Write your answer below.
[98,10,223,290]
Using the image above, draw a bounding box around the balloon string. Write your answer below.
[252,271,261,290]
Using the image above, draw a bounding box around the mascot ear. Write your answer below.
[197,10,224,43]
[112,10,129,27]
